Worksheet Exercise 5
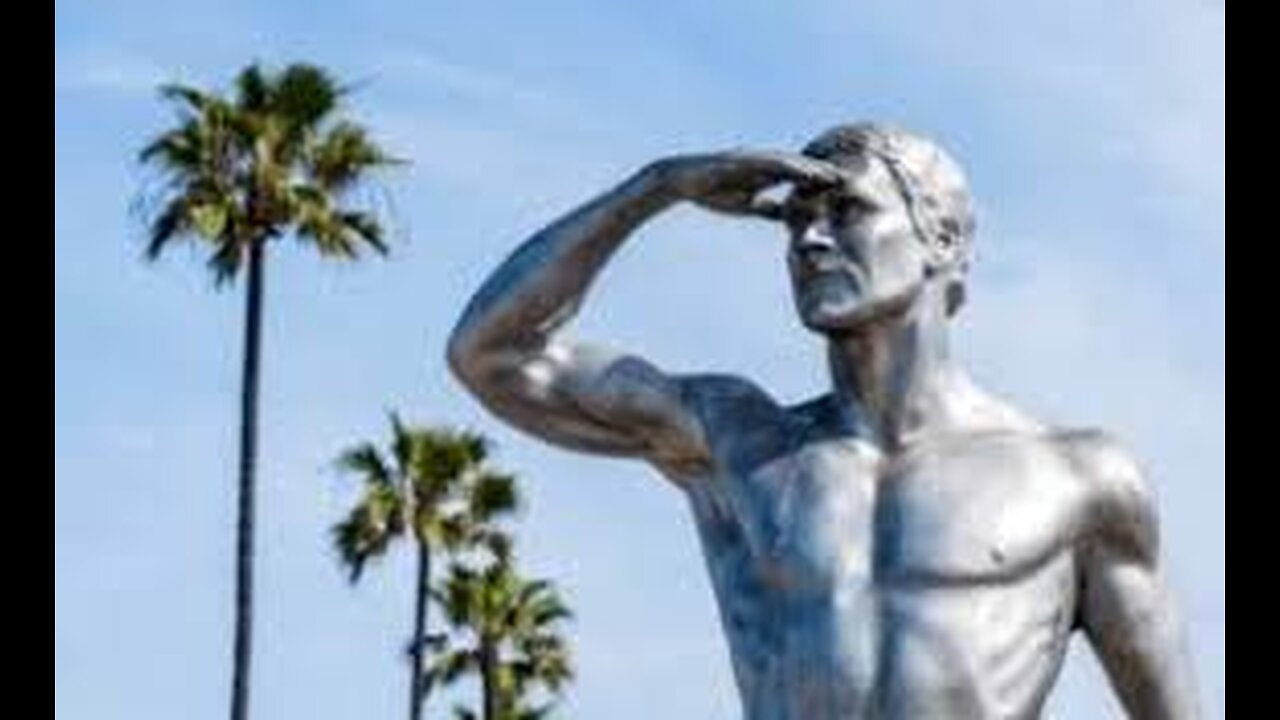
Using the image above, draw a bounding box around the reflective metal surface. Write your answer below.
[448,123,1200,719]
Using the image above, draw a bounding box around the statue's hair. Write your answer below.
[803,123,976,260]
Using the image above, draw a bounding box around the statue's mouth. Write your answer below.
[799,257,865,291]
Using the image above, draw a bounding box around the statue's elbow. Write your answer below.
[446,322,488,395]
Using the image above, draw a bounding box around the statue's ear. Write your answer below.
[946,278,967,316]
[928,218,971,318]
[924,247,968,316]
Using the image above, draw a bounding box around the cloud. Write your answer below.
[55,50,164,96]
[379,49,560,111]
[802,0,1223,224]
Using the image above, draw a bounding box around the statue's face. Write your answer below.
[785,152,937,334]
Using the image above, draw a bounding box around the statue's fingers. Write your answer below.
[748,197,787,221]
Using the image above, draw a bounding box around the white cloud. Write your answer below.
[805,0,1224,223]
[379,49,560,111]
[55,50,163,96]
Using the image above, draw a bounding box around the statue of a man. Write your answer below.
[447,123,1200,719]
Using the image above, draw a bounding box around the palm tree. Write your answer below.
[430,550,574,720]
[333,416,519,720]
[137,62,398,720]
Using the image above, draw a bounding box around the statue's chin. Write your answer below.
[798,287,922,335]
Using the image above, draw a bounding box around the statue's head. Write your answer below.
[784,122,976,334]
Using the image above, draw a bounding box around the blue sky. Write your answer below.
[55,1,1224,718]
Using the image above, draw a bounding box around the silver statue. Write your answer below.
[447,123,1200,719]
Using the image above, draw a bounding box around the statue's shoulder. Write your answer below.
[947,385,1157,547]
[1053,427,1159,560]
[674,374,807,470]
[678,373,786,429]
[1053,427,1149,497]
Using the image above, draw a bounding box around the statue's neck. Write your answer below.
[826,289,961,449]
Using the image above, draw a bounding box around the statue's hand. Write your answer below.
[646,151,845,220]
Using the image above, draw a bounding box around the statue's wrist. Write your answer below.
[616,160,682,217]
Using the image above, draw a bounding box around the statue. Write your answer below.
[447,123,1200,719]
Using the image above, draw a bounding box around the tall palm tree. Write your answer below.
[333,416,519,720]
[430,551,574,720]
[138,62,398,720]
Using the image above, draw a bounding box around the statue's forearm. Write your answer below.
[450,165,675,357]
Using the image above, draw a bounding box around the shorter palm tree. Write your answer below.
[429,549,574,720]
[333,415,519,720]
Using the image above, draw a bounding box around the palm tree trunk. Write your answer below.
[409,541,430,720]
[230,240,265,720]
[481,636,497,720]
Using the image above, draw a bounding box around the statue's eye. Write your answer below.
[784,205,817,231]
[830,194,874,220]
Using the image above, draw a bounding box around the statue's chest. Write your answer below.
[706,436,1083,590]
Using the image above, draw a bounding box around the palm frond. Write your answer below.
[138,62,398,280]
[273,63,340,131]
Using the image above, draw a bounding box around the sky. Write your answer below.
[55,1,1225,718]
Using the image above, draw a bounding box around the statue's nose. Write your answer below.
[797,222,838,254]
